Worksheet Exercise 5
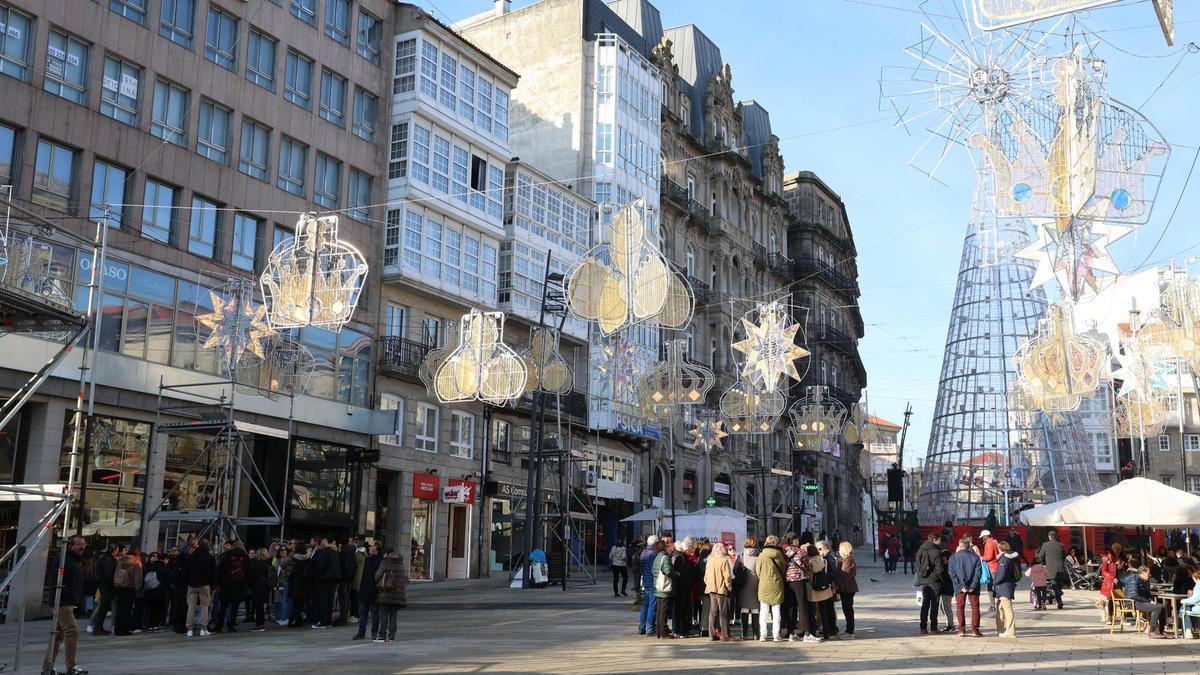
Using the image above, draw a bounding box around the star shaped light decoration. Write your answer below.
[731,300,809,394]
[1012,303,1108,411]
[196,278,275,377]
[689,415,728,454]
[1014,216,1132,300]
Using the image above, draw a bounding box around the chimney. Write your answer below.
[495,0,510,15]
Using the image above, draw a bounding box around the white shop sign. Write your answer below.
[442,485,470,504]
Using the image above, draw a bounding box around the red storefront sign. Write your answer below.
[413,472,440,500]
[448,478,476,504]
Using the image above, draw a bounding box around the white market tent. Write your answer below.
[673,507,749,550]
[1019,495,1088,526]
[620,507,686,523]
[1058,477,1200,527]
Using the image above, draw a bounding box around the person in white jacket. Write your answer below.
[1181,567,1200,638]
[609,542,629,597]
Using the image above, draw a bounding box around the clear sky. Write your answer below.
[425,0,1200,468]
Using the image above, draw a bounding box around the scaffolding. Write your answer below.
[919,176,1100,525]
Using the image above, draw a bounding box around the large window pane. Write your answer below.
[232,213,258,271]
[290,440,350,513]
[319,69,345,126]
[238,119,270,180]
[98,293,124,352]
[100,56,141,126]
[0,123,15,185]
[197,100,230,163]
[284,50,312,109]
[34,140,78,212]
[0,5,32,80]
[45,29,89,104]
[150,79,188,145]
[159,0,194,47]
[290,0,316,26]
[246,29,276,91]
[352,88,376,141]
[357,11,380,64]
[141,179,175,243]
[204,8,237,71]
[324,0,349,45]
[109,0,147,26]
[314,153,340,208]
[188,196,218,258]
[89,160,128,228]
[277,137,306,195]
[347,169,370,222]
[121,299,147,358]
[60,416,150,544]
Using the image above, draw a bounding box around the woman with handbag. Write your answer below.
[373,548,409,643]
[652,540,674,639]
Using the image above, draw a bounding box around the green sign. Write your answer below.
[802,480,819,493]
[706,496,717,507]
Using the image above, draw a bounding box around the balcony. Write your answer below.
[704,137,748,163]
[686,275,712,305]
[818,324,854,354]
[514,389,588,420]
[661,175,688,209]
[687,199,712,234]
[753,242,768,267]
[767,252,792,277]
[376,336,432,379]
[794,256,855,295]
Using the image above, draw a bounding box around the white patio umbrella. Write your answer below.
[1058,477,1200,527]
[1019,495,1088,526]
[620,507,685,523]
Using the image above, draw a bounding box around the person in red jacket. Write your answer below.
[980,530,1000,611]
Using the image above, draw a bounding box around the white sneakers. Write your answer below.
[758,636,766,642]
[85,625,94,634]
[186,629,193,637]
[788,634,798,642]
[199,629,212,637]
[803,634,823,643]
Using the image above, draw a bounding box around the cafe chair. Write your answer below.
[1109,590,1145,635]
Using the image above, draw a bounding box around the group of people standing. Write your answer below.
[635,533,858,644]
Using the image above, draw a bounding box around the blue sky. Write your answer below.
[427,0,1200,468]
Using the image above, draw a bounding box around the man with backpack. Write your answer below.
[86,544,119,635]
[215,542,249,633]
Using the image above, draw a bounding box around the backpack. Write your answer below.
[811,565,831,592]
[144,570,160,590]
[228,557,246,583]
[113,566,132,589]
[980,559,993,585]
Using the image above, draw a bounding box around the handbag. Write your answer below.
[980,559,992,585]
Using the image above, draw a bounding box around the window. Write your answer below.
[458,63,474,122]
[290,0,316,26]
[238,119,270,181]
[347,169,370,223]
[357,11,381,64]
[393,38,416,94]
[277,137,306,195]
[150,79,188,145]
[439,52,456,111]
[109,0,146,25]
[1189,477,1200,495]
[45,30,89,104]
[100,56,141,126]
[196,100,231,163]
[314,153,340,208]
[159,0,194,47]
[388,123,408,179]
[204,8,237,71]
[324,0,349,45]
[1160,435,1171,452]
[379,394,403,446]
[319,69,346,126]
[384,209,401,267]
[352,88,377,141]
[680,98,690,128]
[188,196,218,258]
[141,179,175,243]
[273,223,293,249]
[232,213,259,271]
[495,89,508,141]
[415,404,439,453]
[384,303,404,337]
[491,419,511,464]
[450,412,474,459]
[1162,475,1175,488]
[411,124,430,183]
[451,146,468,203]
[419,41,437,99]
[685,245,695,277]
[596,123,613,164]
[0,123,16,185]
[1187,434,1200,452]
[475,74,493,133]
[33,140,77,211]
[246,29,276,91]
[432,135,450,193]
[89,160,128,227]
[284,50,313,109]
[0,5,32,80]
[421,316,442,346]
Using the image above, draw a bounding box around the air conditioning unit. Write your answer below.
[584,469,598,487]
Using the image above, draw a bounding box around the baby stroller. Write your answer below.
[1067,564,1098,590]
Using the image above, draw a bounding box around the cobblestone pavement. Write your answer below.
[3,550,1198,674]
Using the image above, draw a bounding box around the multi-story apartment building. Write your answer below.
[784,170,868,542]
[864,415,903,512]
[0,0,393,615]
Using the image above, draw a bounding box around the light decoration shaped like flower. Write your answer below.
[593,331,645,394]
[521,326,573,395]
[566,199,693,335]
[260,214,368,331]
[635,340,715,421]
[842,403,880,445]
[788,386,849,452]
[418,322,456,400]
[689,415,728,454]
[719,378,786,434]
[434,310,528,405]
[196,278,275,377]
[1012,303,1108,411]
[731,300,809,394]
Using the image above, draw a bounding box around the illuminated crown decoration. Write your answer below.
[635,340,715,421]
[788,386,849,452]
[731,300,809,394]
[719,378,786,434]
[521,326,573,395]
[434,310,527,405]
[566,199,693,335]
[1012,303,1107,411]
[260,214,368,330]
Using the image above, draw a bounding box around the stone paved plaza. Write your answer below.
[3,551,1197,674]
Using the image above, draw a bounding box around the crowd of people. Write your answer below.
[43,534,410,675]
[630,532,858,643]
[1095,539,1200,638]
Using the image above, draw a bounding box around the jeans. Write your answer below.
[640,592,657,633]
[840,592,856,634]
[758,602,782,640]
[43,604,78,672]
[276,580,291,621]
[89,586,114,631]
[955,591,980,631]
[920,585,940,630]
[1135,600,1166,633]
[1182,606,1200,634]
[611,565,628,595]
[1048,579,1063,606]
[354,600,380,638]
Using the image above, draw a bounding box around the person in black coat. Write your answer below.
[353,541,384,640]
[670,540,694,637]
[44,535,86,675]
[142,551,170,631]
[215,544,249,632]
[167,546,189,633]
[249,548,272,630]
[287,543,311,627]
[310,536,342,629]
[88,544,119,635]
[916,532,945,633]
[336,536,357,626]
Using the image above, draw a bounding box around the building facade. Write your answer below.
[0,0,394,615]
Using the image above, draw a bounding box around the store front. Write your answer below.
[59,414,151,546]
[442,479,475,580]
[287,439,354,541]
[410,472,439,580]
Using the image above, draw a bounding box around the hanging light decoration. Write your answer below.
[260,213,368,331]
[521,326,573,395]
[418,321,456,400]
[842,403,879,445]
[434,309,527,405]
[237,334,317,400]
[635,340,715,420]
[788,386,849,452]
[689,414,728,454]
[731,300,810,394]
[196,278,275,378]
[566,199,692,335]
[1012,303,1108,411]
[719,378,786,434]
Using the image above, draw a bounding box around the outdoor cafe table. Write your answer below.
[1153,590,1189,639]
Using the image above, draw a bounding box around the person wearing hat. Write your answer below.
[980,530,1000,612]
